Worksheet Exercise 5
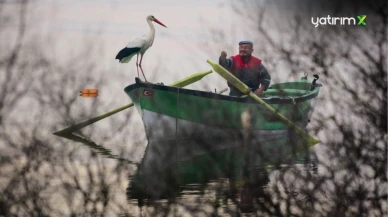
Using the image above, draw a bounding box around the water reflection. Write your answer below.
[126,136,316,213]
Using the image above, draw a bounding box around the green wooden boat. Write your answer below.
[124,74,321,152]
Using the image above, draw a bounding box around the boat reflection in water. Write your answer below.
[127,133,316,213]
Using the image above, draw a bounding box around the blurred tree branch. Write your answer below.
[197,0,387,216]
[0,1,140,216]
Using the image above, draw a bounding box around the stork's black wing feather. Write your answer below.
[115,47,141,61]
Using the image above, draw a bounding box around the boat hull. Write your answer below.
[124,77,320,147]
[142,109,297,154]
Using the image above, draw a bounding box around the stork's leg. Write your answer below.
[139,54,148,82]
[136,54,140,78]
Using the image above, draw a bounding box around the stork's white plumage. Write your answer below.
[115,15,167,82]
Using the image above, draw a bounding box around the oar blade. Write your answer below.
[169,70,212,87]
[54,103,134,136]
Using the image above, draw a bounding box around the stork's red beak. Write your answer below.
[153,18,167,28]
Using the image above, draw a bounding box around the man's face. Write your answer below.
[239,44,253,57]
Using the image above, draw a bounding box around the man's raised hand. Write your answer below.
[221,51,227,59]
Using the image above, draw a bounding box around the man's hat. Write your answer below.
[238,40,253,46]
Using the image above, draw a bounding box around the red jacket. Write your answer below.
[219,54,270,96]
[231,54,262,74]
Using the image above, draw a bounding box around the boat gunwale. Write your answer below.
[124,79,320,105]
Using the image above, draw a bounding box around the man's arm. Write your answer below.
[219,51,234,88]
[254,63,271,96]
[219,51,233,71]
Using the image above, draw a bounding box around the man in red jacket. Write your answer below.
[219,41,271,97]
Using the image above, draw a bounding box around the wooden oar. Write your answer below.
[54,70,213,136]
[206,59,319,146]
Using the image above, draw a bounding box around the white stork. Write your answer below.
[115,15,167,82]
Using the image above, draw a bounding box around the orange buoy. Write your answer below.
[80,93,98,97]
[80,89,98,97]
[80,89,98,94]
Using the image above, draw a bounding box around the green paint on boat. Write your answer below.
[125,75,320,132]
